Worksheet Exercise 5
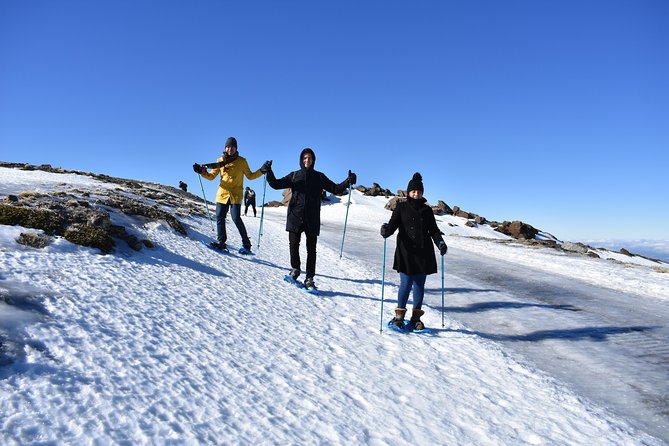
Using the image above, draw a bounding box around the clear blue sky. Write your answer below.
[1,0,667,241]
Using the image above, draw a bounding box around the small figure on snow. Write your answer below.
[380,172,447,330]
[260,148,356,291]
[193,137,264,254]
[178,180,188,192]
[244,186,257,217]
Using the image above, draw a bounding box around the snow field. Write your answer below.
[0,168,664,444]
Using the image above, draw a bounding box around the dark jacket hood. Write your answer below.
[299,148,316,170]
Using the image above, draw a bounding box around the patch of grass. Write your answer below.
[0,204,64,234]
[63,225,115,254]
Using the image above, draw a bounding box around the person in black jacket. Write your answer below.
[380,172,447,330]
[244,187,257,217]
[260,148,356,291]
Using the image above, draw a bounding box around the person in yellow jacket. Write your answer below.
[193,137,264,254]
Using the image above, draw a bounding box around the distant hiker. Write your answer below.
[178,180,188,192]
[380,172,447,330]
[244,186,257,217]
[193,137,263,254]
[260,148,356,291]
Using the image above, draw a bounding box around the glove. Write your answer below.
[347,170,357,185]
[380,223,390,238]
[260,160,273,174]
[439,240,448,256]
[193,163,203,173]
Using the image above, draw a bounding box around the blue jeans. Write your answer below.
[397,273,427,310]
[216,203,251,249]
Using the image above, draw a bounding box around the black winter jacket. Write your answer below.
[385,198,444,275]
[266,152,350,236]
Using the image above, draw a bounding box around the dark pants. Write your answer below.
[244,201,256,217]
[289,227,317,279]
[397,273,427,309]
[216,203,251,249]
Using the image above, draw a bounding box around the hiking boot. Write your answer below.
[391,307,407,328]
[409,308,425,330]
[304,277,317,290]
[208,241,227,251]
[289,268,300,280]
[238,246,253,255]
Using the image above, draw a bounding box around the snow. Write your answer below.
[1,166,668,445]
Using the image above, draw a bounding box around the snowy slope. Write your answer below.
[1,167,667,445]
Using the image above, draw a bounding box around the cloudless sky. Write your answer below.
[1,0,667,241]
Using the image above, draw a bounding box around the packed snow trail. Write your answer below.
[434,247,669,441]
[312,194,669,443]
[0,170,665,444]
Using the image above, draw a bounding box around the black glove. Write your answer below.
[347,170,357,185]
[439,240,448,256]
[260,160,273,174]
[380,223,390,238]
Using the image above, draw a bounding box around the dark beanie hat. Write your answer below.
[225,137,237,149]
[407,172,424,193]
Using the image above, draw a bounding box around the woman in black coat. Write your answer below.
[262,148,356,290]
[380,172,448,330]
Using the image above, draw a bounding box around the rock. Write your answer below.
[432,200,453,215]
[494,220,539,240]
[358,183,393,197]
[452,206,472,219]
[16,232,51,249]
[561,242,590,254]
[385,196,406,211]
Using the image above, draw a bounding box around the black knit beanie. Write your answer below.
[225,137,238,149]
[407,172,424,193]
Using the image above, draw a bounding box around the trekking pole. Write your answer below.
[257,174,268,249]
[441,253,445,328]
[339,182,353,259]
[379,238,387,334]
[196,173,215,232]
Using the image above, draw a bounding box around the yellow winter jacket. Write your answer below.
[200,155,263,204]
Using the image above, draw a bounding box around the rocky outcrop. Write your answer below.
[492,220,539,240]
[0,163,196,254]
[264,200,284,208]
[432,200,453,216]
[384,196,405,211]
[355,183,393,197]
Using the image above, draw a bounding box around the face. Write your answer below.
[302,153,314,169]
[225,145,237,156]
[408,190,423,199]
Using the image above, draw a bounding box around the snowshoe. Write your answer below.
[304,277,317,290]
[207,241,228,251]
[303,277,320,295]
